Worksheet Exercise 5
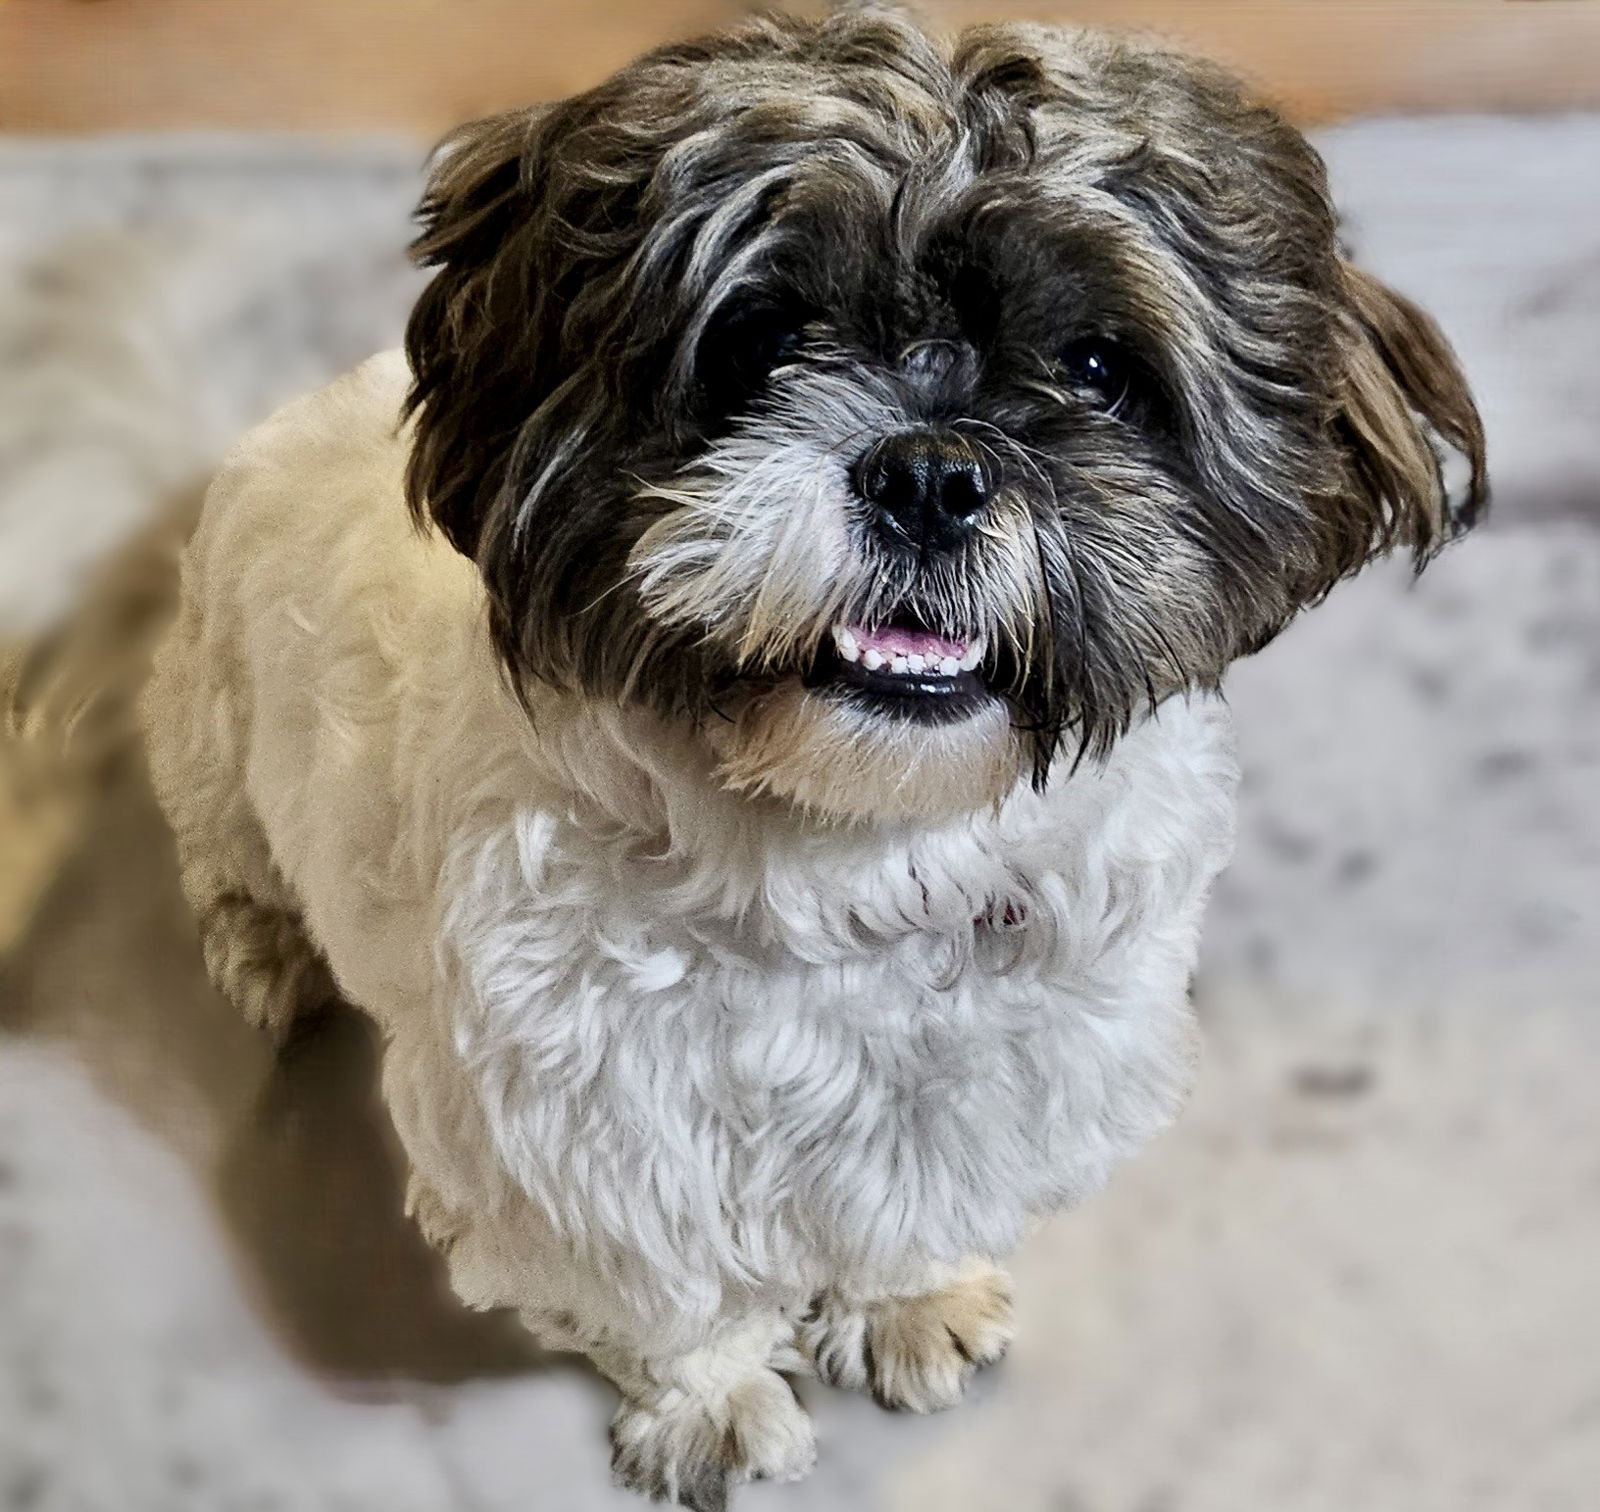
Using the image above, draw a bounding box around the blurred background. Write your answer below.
[2,3,1598,1510]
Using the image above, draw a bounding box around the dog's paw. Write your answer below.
[198,894,336,1043]
[611,1366,816,1510]
[801,1258,1014,1413]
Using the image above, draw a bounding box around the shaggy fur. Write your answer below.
[139,10,1483,1508]
[402,10,1483,801]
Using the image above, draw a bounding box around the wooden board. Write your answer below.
[3,0,1599,135]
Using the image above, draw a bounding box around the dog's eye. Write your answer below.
[738,316,805,379]
[1058,338,1131,414]
[697,301,812,417]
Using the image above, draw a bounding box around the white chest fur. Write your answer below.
[429,694,1238,1319]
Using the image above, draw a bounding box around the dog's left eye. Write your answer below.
[1058,338,1132,414]
[697,301,812,417]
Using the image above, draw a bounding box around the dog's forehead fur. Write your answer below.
[413,13,1339,436]
[529,17,1338,383]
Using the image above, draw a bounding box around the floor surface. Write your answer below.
[2,120,1598,1512]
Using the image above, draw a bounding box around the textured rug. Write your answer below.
[2,120,1598,1512]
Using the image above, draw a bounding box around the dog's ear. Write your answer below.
[1315,262,1487,589]
[403,104,592,559]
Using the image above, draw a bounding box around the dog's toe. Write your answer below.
[802,1258,1014,1413]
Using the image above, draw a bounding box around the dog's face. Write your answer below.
[403,11,1484,822]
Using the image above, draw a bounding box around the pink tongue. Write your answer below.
[851,624,968,661]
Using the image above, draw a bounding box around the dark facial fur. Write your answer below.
[402,8,1486,800]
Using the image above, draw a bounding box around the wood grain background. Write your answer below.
[3,0,1599,135]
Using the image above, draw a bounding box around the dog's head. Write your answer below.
[403,10,1485,822]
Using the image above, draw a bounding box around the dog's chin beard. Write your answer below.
[697,618,1024,825]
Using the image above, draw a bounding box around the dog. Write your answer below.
[139,9,1485,1507]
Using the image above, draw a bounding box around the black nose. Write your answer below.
[856,432,990,553]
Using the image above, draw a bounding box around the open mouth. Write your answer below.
[806,620,996,722]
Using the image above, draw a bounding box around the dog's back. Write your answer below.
[141,349,495,1038]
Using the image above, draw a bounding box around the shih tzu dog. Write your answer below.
[140,8,1484,1507]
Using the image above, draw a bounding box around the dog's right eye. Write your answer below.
[1058,337,1133,415]
[696,301,812,417]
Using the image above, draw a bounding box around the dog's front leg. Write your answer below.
[403,1140,816,1507]
[590,1310,816,1511]
[799,1256,1015,1413]
[411,1177,815,1508]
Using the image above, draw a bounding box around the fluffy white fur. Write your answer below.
[142,351,1237,1499]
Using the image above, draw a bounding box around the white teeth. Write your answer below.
[834,626,987,681]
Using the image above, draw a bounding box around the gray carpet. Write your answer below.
[1,120,1598,1512]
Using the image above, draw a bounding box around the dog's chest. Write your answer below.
[445,789,1207,1302]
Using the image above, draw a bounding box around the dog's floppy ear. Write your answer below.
[1318,262,1487,586]
[403,105,583,559]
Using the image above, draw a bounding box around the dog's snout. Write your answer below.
[857,432,989,553]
